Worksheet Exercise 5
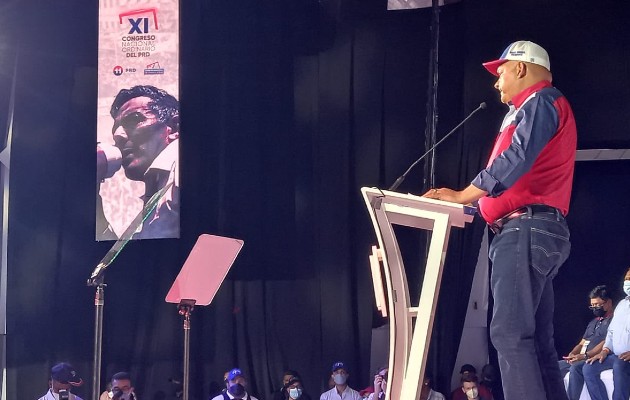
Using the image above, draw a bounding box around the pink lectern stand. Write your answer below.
[166,234,244,400]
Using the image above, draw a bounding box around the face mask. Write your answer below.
[623,280,630,296]
[289,388,303,399]
[52,390,72,400]
[109,389,135,400]
[333,374,347,385]
[466,388,478,399]
[229,383,246,398]
[592,307,606,317]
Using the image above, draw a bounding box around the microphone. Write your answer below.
[97,143,122,181]
[388,102,487,191]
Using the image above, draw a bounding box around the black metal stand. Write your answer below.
[88,264,108,400]
[177,299,196,400]
[92,284,105,400]
[85,267,119,400]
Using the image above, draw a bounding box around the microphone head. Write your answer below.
[479,102,487,109]
[97,143,122,181]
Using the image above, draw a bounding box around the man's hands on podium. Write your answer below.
[421,184,487,205]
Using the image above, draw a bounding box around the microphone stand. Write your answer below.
[87,180,174,400]
[177,299,196,400]
[388,102,487,191]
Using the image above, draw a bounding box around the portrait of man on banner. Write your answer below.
[96,0,180,241]
[97,85,180,240]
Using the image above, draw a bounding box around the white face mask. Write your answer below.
[333,373,347,385]
[108,391,135,400]
[465,388,478,399]
[288,387,303,399]
[51,390,72,400]
[623,280,630,296]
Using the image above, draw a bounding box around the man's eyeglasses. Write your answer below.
[589,304,605,310]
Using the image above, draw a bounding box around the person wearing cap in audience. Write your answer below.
[281,375,312,400]
[558,285,613,400]
[423,40,576,400]
[99,371,137,400]
[454,375,491,400]
[451,365,492,400]
[210,368,259,400]
[479,364,503,400]
[583,267,630,400]
[273,370,299,400]
[38,362,84,400]
[319,362,361,400]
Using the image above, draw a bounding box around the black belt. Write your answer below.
[490,204,564,234]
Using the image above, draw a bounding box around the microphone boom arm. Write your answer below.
[388,102,486,191]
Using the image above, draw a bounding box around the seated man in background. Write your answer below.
[583,267,630,400]
[479,364,503,400]
[367,366,387,400]
[451,365,492,400]
[272,370,299,400]
[420,376,446,400]
[320,361,362,400]
[558,285,613,400]
[210,368,259,400]
[283,376,312,400]
[38,362,84,400]
[99,372,137,400]
[455,375,491,400]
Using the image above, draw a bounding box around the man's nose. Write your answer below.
[112,126,128,145]
[494,80,500,90]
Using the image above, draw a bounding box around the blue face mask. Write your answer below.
[623,280,630,296]
[229,383,246,398]
[289,388,303,399]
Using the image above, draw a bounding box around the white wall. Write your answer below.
[450,227,490,391]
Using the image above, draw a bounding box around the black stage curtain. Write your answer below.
[4,1,630,400]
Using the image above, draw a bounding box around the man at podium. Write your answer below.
[423,40,577,400]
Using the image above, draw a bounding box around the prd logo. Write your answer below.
[113,66,123,76]
[119,8,159,34]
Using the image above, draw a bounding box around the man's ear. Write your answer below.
[517,62,527,79]
[167,114,180,142]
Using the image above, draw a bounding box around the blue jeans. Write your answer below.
[583,354,630,400]
[489,211,571,400]
[558,359,587,400]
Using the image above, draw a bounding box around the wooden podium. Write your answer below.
[361,187,475,400]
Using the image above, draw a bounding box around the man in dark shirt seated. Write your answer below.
[558,285,613,400]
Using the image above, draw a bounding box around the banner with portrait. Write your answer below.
[97,0,180,241]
